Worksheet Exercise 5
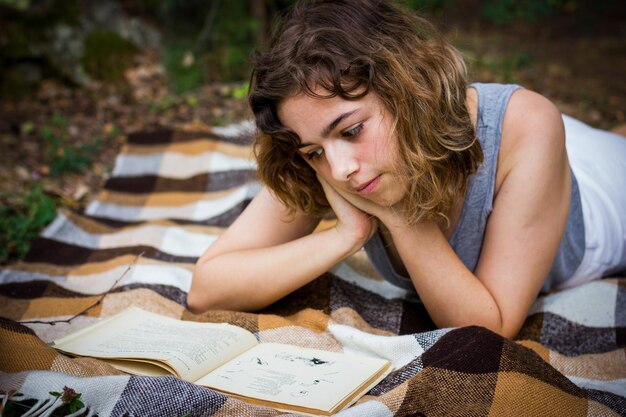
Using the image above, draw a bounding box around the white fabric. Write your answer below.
[329,323,450,369]
[0,371,130,417]
[529,280,618,327]
[42,212,217,257]
[561,115,626,288]
[85,183,261,221]
[112,152,256,178]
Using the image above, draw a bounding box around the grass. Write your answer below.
[0,114,113,265]
[0,185,57,264]
[41,114,104,175]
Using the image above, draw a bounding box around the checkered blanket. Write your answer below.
[1,123,625,416]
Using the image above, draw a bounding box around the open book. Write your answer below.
[50,306,393,416]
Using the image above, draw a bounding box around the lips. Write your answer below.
[356,175,381,196]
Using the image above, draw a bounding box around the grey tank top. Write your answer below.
[364,83,584,294]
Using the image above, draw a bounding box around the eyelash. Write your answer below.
[304,148,324,160]
[342,123,363,138]
[304,123,364,160]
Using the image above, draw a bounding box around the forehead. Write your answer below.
[278,93,351,125]
[277,88,379,135]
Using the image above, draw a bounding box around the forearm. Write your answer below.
[387,222,511,336]
[188,227,358,313]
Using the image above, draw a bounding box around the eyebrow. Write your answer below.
[297,109,359,149]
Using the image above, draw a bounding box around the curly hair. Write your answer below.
[249,0,482,224]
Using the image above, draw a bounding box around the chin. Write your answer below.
[377,180,407,207]
[370,191,404,208]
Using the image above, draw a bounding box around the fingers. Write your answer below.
[316,174,377,245]
[317,174,357,218]
[316,175,404,230]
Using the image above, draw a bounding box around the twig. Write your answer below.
[19,252,144,326]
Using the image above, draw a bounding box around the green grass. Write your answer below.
[0,114,114,264]
[41,114,104,175]
[163,43,205,94]
[0,185,57,264]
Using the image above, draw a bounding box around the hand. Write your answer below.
[317,175,378,251]
[324,179,407,232]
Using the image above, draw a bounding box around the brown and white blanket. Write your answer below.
[1,123,624,416]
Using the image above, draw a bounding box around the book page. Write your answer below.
[105,359,173,377]
[52,307,258,382]
[196,342,391,413]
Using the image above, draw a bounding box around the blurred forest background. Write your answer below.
[1,0,625,265]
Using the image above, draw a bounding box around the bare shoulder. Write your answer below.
[497,89,566,186]
[504,89,564,147]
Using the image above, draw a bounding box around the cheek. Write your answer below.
[371,134,398,166]
[383,133,402,167]
[368,120,397,164]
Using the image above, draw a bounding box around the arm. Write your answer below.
[336,90,570,338]
[188,186,375,313]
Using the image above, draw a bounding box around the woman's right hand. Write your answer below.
[317,175,378,252]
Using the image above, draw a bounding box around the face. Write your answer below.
[277,88,407,207]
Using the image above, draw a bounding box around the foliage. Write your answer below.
[464,49,533,83]
[231,83,249,100]
[1,387,85,416]
[152,0,295,90]
[402,0,450,13]
[50,386,85,415]
[41,114,103,175]
[0,0,30,10]
[402,0,621,26]
[81,31,139,82]
[482,0,562,25]
[0,0,81,96]
[202,2,261,83]
[163,43,205,94]
[0,113,106,264]
[0,185,57,264]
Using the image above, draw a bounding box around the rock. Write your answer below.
[30,1,162,86]
[15,166,30,181]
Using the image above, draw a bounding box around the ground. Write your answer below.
[1,20,625,265]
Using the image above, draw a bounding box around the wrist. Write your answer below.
[330,221,373,257]
[378,209,407,233]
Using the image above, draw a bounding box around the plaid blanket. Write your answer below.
[1,123,625,416]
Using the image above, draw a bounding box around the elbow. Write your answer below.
[500,321,523,340]
[483,317,521,340]
[186,261,214,314]
[475,307,521,340]
[464,322,518,340]
[480,299,523,340]
[188,258,244,313]
[186,288,207,314]
[491,325,520,340]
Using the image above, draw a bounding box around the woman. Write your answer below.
[188,0,626,338]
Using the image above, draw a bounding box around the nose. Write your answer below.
[325,141,359,182]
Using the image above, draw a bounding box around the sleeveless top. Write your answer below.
[364,83,585,294]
